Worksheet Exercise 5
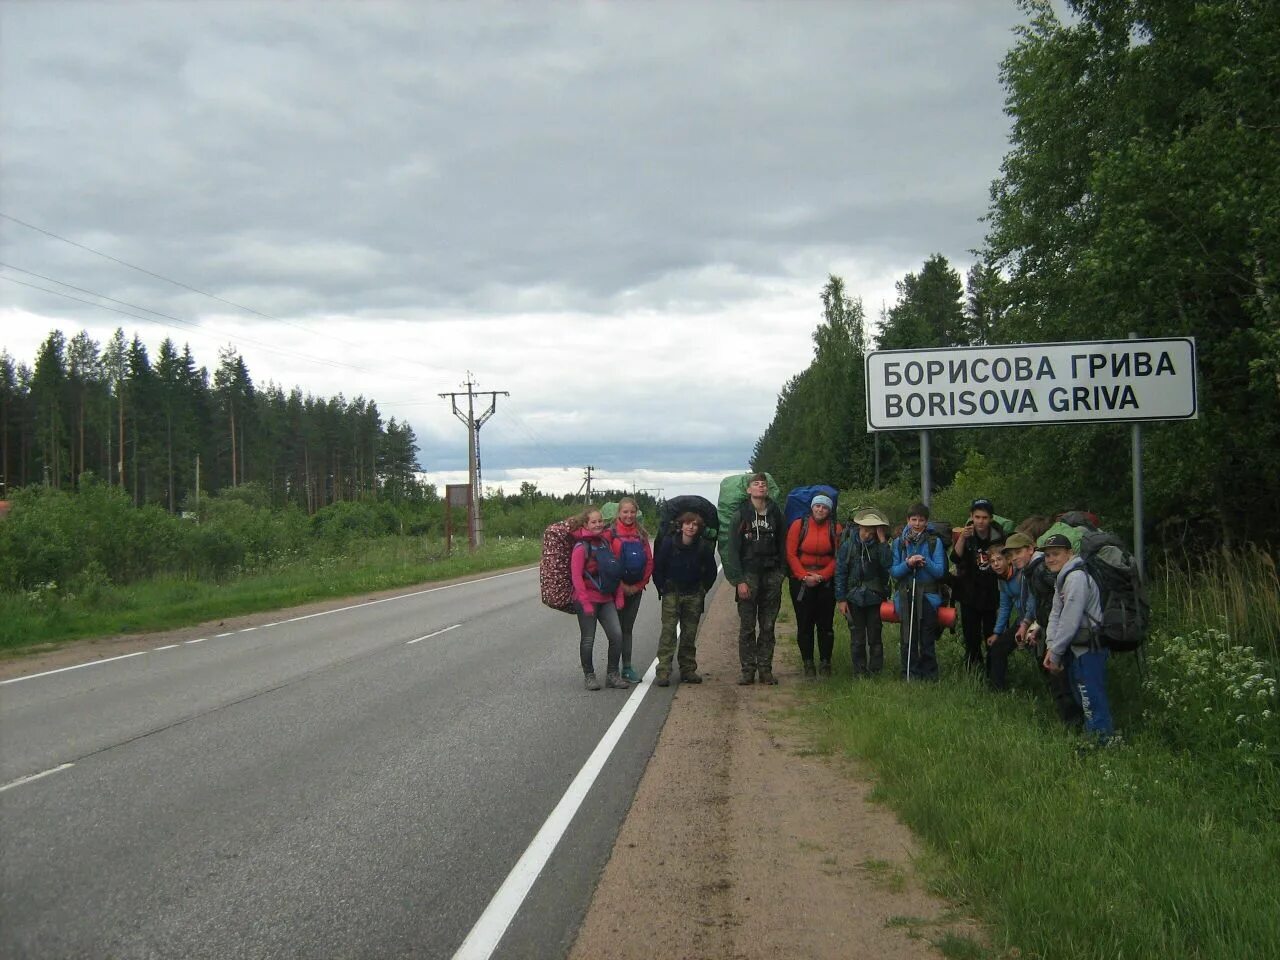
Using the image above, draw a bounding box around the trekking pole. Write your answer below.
[906,575,916,684]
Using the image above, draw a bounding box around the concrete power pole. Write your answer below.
[439,373,508,547]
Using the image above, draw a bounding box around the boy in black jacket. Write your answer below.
[652,512,718,686]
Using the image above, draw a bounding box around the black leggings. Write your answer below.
[789,579,836,663]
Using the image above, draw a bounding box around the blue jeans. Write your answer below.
[1067,647,1113,738]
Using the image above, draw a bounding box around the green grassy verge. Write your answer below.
[779,623,1280,960]
[0,537,540,654]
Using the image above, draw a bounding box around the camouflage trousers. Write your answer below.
[737,566,784,672]
[656,589,705,676]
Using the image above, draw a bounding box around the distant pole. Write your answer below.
[440,373,508,548]
[1130,332,1145,578]
[874,433,881,488]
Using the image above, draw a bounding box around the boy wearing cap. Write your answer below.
[890,502,947,681]
[951,498,1004,674]
[1041,533,1114,739]
[835,509,893,677]
[984,533,1032,691]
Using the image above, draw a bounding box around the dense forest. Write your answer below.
[753,0,1279,549]
[0,331,424,511]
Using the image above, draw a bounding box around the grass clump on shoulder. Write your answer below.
[796,633,1280,960]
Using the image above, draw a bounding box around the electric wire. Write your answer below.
[0,211,362,347]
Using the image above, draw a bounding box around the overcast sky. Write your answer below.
[1,0,1026,502]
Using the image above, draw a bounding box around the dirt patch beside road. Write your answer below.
[569,588,983,960]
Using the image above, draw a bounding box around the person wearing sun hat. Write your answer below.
[835,508,893,677]
[785,493,842,678]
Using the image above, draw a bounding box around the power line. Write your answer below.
[0,211,361,347]
[1,272,384,376]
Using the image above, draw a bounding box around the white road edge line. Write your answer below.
[450,656,658,960]
[0,762,75,793]
[0,650,149,686]
[153,644,179,651]
[0,566,537,686]
[406,623,462,645]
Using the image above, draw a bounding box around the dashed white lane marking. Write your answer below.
[0,762,75,793]
[0,566,537,686]
[406,624,462,645]
[450,657,658,960]
[214,632,235,638]
[153,644,179,651]
[238,627,258,633]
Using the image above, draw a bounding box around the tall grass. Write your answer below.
[1152,546,1280,662]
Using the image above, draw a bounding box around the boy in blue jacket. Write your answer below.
[890,503,948,681]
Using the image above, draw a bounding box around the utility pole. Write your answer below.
[576,465,596,504]
[439,373,508,548]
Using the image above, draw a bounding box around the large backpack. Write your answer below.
[1077,528,1150,652]
[716,472,781,558]
[610,522,649,585]
[784,485,841,555]
[655,494,719,548]
[539,519,579,613]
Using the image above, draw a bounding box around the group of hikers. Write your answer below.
[543,475,1136,741]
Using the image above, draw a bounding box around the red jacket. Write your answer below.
[786,516,841,581]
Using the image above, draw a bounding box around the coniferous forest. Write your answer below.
[0,331,423,511]
[752,1,1279,550]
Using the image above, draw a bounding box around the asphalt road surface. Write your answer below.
[0,567,688,959]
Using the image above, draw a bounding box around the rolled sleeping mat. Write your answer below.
[879,599,956,628]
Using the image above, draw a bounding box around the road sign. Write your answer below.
[865,338,1197,431]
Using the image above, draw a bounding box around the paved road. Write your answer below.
[0,568,688,959]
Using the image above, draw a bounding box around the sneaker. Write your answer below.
[758,669,778,685]
[819,660,833,677]
[655,673,671,687]
[803,660,817,679]
[605,672,631,689]
[621,665,642,683]
[584,673,602,691]
[738,670,756,685]
[680,671,703,684]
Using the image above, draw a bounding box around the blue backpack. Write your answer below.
[784,485,840,527]
[611,524,648,584]
[579,539,623,594]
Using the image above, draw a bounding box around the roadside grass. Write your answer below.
[783,627,1280,960]
[0,536,539,654]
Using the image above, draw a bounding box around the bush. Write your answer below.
[1142,626,1279,769]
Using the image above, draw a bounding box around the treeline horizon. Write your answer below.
[752,0,1279,551]
[0,330,423,512]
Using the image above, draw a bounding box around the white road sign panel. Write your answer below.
[865,338,1197,431]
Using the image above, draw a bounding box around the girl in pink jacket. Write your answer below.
[610,497,654,682]
[571,507,628,690]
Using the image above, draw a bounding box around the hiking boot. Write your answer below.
[584,673,602,691]
[605,672,631,689]
[758,668,778,685]
[680,671,703,684]
[738,669,756,685]
[819,660,833,677]
[802,660,817,679]
[621,664,642,683]
[655,672,671,687]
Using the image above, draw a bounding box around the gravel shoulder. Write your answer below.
[569,587,983,960]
